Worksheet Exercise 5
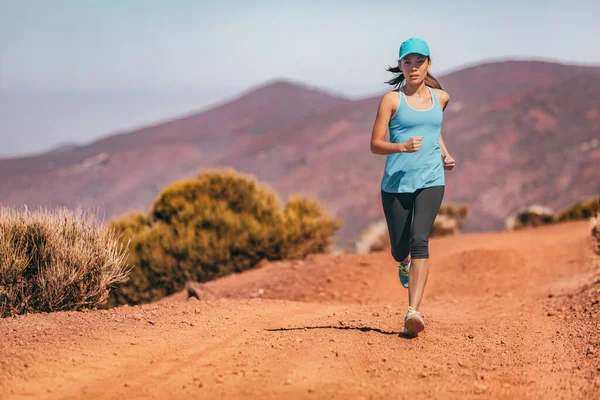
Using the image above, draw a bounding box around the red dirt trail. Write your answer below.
[1,221,599,399]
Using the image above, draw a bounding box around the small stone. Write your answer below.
[500,340,505,345]
[503,383,511,388]
[132,313,143,321]
[547,312,555,317]
[216,377,224,383]
[284,379,292,385]
[474,381,488,393]
[195,308,201,314]
[468,334,474,339]
[147,320,155,325]
[372,312,380,317]
[124,383,130,387]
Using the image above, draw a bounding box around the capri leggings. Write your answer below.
[381,186,444,261]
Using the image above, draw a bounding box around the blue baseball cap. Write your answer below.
[398,38,430,60]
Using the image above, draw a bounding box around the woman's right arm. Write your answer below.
[370,93,403,155]
[370,93,422,155]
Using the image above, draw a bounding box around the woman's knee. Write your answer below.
[391,242,410,262]
[409,235,429,259]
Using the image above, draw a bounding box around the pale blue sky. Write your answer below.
[1,0,599,156]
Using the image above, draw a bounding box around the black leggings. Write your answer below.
[381,186,444,260]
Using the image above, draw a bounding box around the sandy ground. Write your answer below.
[1,220,599,399]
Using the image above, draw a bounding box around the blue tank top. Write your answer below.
[380,86,445,193]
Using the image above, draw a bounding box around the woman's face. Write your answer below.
[398,54,430,85]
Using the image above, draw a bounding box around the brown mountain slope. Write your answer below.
[438,60,598,109]
[442,71,600,231]
[0,62,599,245]
[0,80,349,216]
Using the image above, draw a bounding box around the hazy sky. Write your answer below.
[1,0,599,156]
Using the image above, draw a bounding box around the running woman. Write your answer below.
[369,38,455,336]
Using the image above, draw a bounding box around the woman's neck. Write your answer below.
[402,81,428,97]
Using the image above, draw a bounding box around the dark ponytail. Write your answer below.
[385,57,442,90]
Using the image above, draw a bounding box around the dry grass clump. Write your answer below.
[0,207,131,317]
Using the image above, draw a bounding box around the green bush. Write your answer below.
[557,197,600,222]
[281,196,340,259]
[0,207,131,317]
[109,169,339,306]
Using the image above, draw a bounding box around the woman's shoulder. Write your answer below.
[431,88,450,101]
[379,90,401,107]
[431,88,450,109]
[381,89,400,100]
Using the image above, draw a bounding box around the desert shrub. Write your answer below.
[505,205,555,230]
[109,169,339,306]
[280,196,340,259]
[351,220,389,254]
[0,207,130,317]
[351,204,468,254]
[431,205,469,237]
[557,196,600,222]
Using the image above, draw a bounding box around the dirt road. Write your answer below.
[1,221,598,399]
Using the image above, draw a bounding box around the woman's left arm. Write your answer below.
[434,89,455,170]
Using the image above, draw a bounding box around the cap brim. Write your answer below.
[399,52,430,61]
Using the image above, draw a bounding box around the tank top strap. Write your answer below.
[428,87,439,109]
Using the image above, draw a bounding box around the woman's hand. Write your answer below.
[443,154,455,170]
[402,136,423,153]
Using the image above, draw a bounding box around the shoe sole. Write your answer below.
[404,315,425,334]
